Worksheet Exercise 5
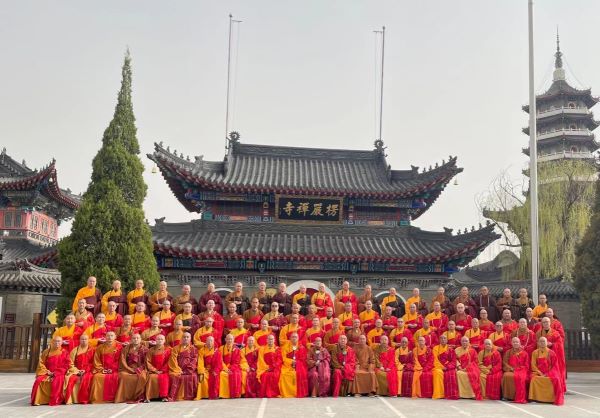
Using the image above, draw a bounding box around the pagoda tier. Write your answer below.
[148,139,462,222]
[152,219,499,274]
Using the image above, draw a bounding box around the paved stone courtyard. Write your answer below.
[1,373,599,418]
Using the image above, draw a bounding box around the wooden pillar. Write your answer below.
[29,313,42,373]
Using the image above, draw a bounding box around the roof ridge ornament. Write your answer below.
[374,139,386,154]
[228,131,241,148]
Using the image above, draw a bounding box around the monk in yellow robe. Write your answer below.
[31,336,69,406]
[127,279,149,315]
[193,316,216,349]
[532,294,549,319]
[175,302,202,336]
[366,319,385,348]
[432,334,458,400]
[53,313,77,351]
[196,336,222,399]
[72,276,102,315]
[83,313,108,347]
[219,333,245,398]
[253,319,273,347]
[166,319,184,347]
[405,288,428,316]
[279,332,309,398]
[359,300,380,335]
[64,334,95,405]
[149,281,173,314]
[380,287,402,317]
[229,317,251,348]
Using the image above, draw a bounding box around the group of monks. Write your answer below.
[31,277,566,406]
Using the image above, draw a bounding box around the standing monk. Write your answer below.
[335,281,358,315]
[475,286,498,323]
[442,321,462,350]
[532,294,549,319]
[396,337,414,397]
[175,302,202,337]
[381,288,403,317]
[478,339,502,400]
[65,334,95,405]
[115,333,147,403]
[453,287,477,318]
[31,336,69,406]
[430,287,453,316]
[226,282,249,314]
[381,306,398,335]
[241,336,260,398]
[219,333,244,398]
[253,319,273,347]
[338,301,359,332]
[515,288,535,320]
[257,334,282,398]
[425,301,449,335]
[193,317,217,349]
[402,303,424,337]
[279,332,309,398]
[251,281,271,313]
[243,297,264,334]
[307,337,331,397]
[357,284,376,314]
[432,334,458,400]
[346,319,363,349]
[455,336,482,400]
[330,335,356,397]
[405,288,428,316]
[127,279,149,315]
[352,335,378,397]
[496,288,519,322]
[450,303,472,334]
[199,283,223,314]
[374,335,398,396]
[489,321,508,355]
[311,283,333,318]
[323,318,345,349]
[72,276,102,316]
[502,337,530,404]
[271,282,292,315]
[359,300,380,335]
[411,336,434,398]
[306,317,325,349]
[529,337,564,405]
[172,284,198,314]
[84,313,108,348]
[145,334,171,402]
[196,336,222,400]
[293,284,311,316]
[199,300,224,341]
[149,281,173,315]
[101,280,127,316]
[90,331,122,403]
[168,332,198,401]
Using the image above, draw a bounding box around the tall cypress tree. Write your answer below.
[57,51,159,316]
[573,165,600,350]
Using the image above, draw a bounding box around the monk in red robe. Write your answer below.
[359,300,380,335]
[73,299,95,344]
[115,333,147,403]
[381,306,398,335]
[64,334,95,404]
[307,337,331,397]
[529,337,564,405]
[116,315,134,345]
[219,333,244,398]
[104,301,124,333]
[145,334,171,402]
[168,332,198,401]
[425,301,449,335]
[193,316,217,349]
[53,313,77,352]
[90,331,122,403]
[511,318,537,355]
[243,297,264,334]
[285,303,307,328]
[374,335,398,396]
[154,299,176,336]
[199,283,223,314]
[396,337,414,397]
[84,313,107,348]
[279,332,309,398]
[489,321,508,355]
[257,334,282,398]
[450,303,472,334]
[173,284,198,314]
[241,336,260,398]
[402,303,424,337]
[390,317,413,350]
[442,320,462,351]
[229,317,251,348]
[500,309,518,334]
[311,283,333,318]
[455,336,482,400]
[479,309,495,334]
[367,319,386,348]
[464,318,485,352]
[306,317,325,349]
[478,339,503,400]
[253,319,273,347]
[330,335,356,397]
[31,336,69,406]
[199,300,225,342]
[432,334,458,400]
[72,276,102,316]
[141,316,163,347]
[338,301,359,332]
[502,337,530,404]
[412,318,438,349]
[412,336,434,398]
[196,336,222,399]
[324,318,345,349]
[175,302,202,337]
[131,302,151,335]
[223,302,241,340]
[263,301,287,345]
[280,313,306,346]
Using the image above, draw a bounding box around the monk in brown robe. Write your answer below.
[226,282,250,314]
[149,281,173,315]
[145,334,171,402]
[475,286,498,323]
[199,283,223,314]
[352,334,378,396]
[243,297,264,333]
[175,302,202,337]
[430,287,453,316]
[31,336,69,406]
[346,318,363,349]
[72,276,102,315]
[496,288,519,322]
[101,280,127,316]
[271,282,292,315]
[357,284,376,314]
[330,335,356,397]
[173,284,198,314]
[90,331,122,403]
[115,333,147,403]
[307,337,331,398]
[167,332,198,401]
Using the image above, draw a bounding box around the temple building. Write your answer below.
[485,34,599,280]
[0,148,80,323]
[149,134,499,300]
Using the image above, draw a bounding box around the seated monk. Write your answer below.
[411,335,434,398]
[390,317,413,350]
[229,317,251,348]
[89,331,122,403]
[72,276,102,316]
[529,337,564,405]
[154,299,176,336]
[402,303,424,337]
[65,334,95,405]
[280,314,306,346]
[352,335,378,397]
[263,301,287,345]
[330,335,356,397]
[175,302,202,337]
[196,336,222,400]
[84,313,107,348]
[305,317,325,349]
[241,336,260,398]
[198,283,223,314]
[145,334,171,402]
[432,334,458,400]
[167,332,198,401]
[173,284,198,314]
[442,320,462,351]
[141,316,163,347]
[319,307,335,332]
[149,281,173,315]
[279,332,309,398]
[359,300,380,335]
[346,319,363,349]
[127,279,149,315]
[253,319,273,347]
[307,337,331,398]
[194,316,217,349]
[380,306,398,335]
[166,319,184,347]
[31,336,69,406]
[115,333,147,403]
[502,337,530,404]
[101,280,127,316]
[116,315,134,345]
[53,313,77,352]
[478,339,502,400]
[243,297,264,333]
[338,301,359,332]
[489,321,509,355]
[374,335,398,397]
[367,319,385,348]
[219,333,245,399]
[104,301,124,333]
[323,318,345,349]
[511,318,536,355]
[536,316,566,391]
[413,318,438,348]
[396,337,414,398]
[311,282,333,318]
[257,334,282,398]
[131,302,151,335]
[455,336,482,400]
[464,318,485,352]
[285,303,307,328]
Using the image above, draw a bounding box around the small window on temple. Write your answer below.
[4,212,12,227]
[33,216,38,230]
[14,213,21,227]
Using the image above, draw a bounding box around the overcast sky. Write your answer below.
[2,1,599,264]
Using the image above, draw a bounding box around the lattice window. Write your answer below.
[3,212,12,227]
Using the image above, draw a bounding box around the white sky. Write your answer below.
[2,1,599,264]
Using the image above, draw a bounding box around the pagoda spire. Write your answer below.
[553,27,566,81]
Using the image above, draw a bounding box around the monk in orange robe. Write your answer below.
[65,334,95,404]
[101,280,127,316]
[442,320,462,350]
[253,319,273,347]
[115,333,147,403]
[154,299,176,336]
[413,318,438,348]
[168,332,198,401]
[141,316,163,347]
[305,317,325,349]
[90,331,122,403]
[402,303,424,337]
[536,316,566,391]
[455,336,482,400]
[263,302,287,344]
[72,276,102,315]
[172,284,198,314]
[145,334,171,401]
[257,334,282,398]
[323,318,345,349]
[352,335,378,396]
[193,316,217,349]
[330,335,356,397]
[464,318,485,352]
[31,336,69,406]
[279,332,309,398]
[219,333,245,398]
[502,337,530,404]
[405,288,428,316]
[532,294,549,319]
[346,318,363,349]
[104,301,124,332]
[411,336,434,398]
[334,281,357,315]
[425,301,449,335]
[478,339,502,400]
[196,335,222,399]
[84,313,108,347]
[127,279,149,315]
[381,288,403,317]
[285,303,307,328]
[131,301,151,334]
[53,313,77,352]
[166,319,184,347]
[359,300,380,335]
[149,280,173,314]
[367,319,385,348]
[229,318,251,348]
[390,317,413,350]
[432,334,458,400]
[116,315,134,345]
[280,313,306,346]
[529,337,564,405]
[338,301,359,332]
[374,335,398,396]
[311,283,333,318]
[489,321,508,354]
[243,297,264,333]
[320,307,335,332]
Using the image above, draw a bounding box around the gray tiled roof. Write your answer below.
[152,219,499,265]
[446,278,578,301]
[1,239,56,263]
[0,260,61,291]
[148,141,462,204]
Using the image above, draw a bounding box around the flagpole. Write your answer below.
[379,26,385,142]
[528,0,540,302]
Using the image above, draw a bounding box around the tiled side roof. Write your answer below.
[152,219,499,266]
[0,260,61,291]
[148,141,462,202]
[523,80,598,111]
[446,278,578,301]
[1,240,56,263]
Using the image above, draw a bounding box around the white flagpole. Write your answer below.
[528,0,540,302]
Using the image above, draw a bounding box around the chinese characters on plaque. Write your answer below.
[276,196,343,222]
